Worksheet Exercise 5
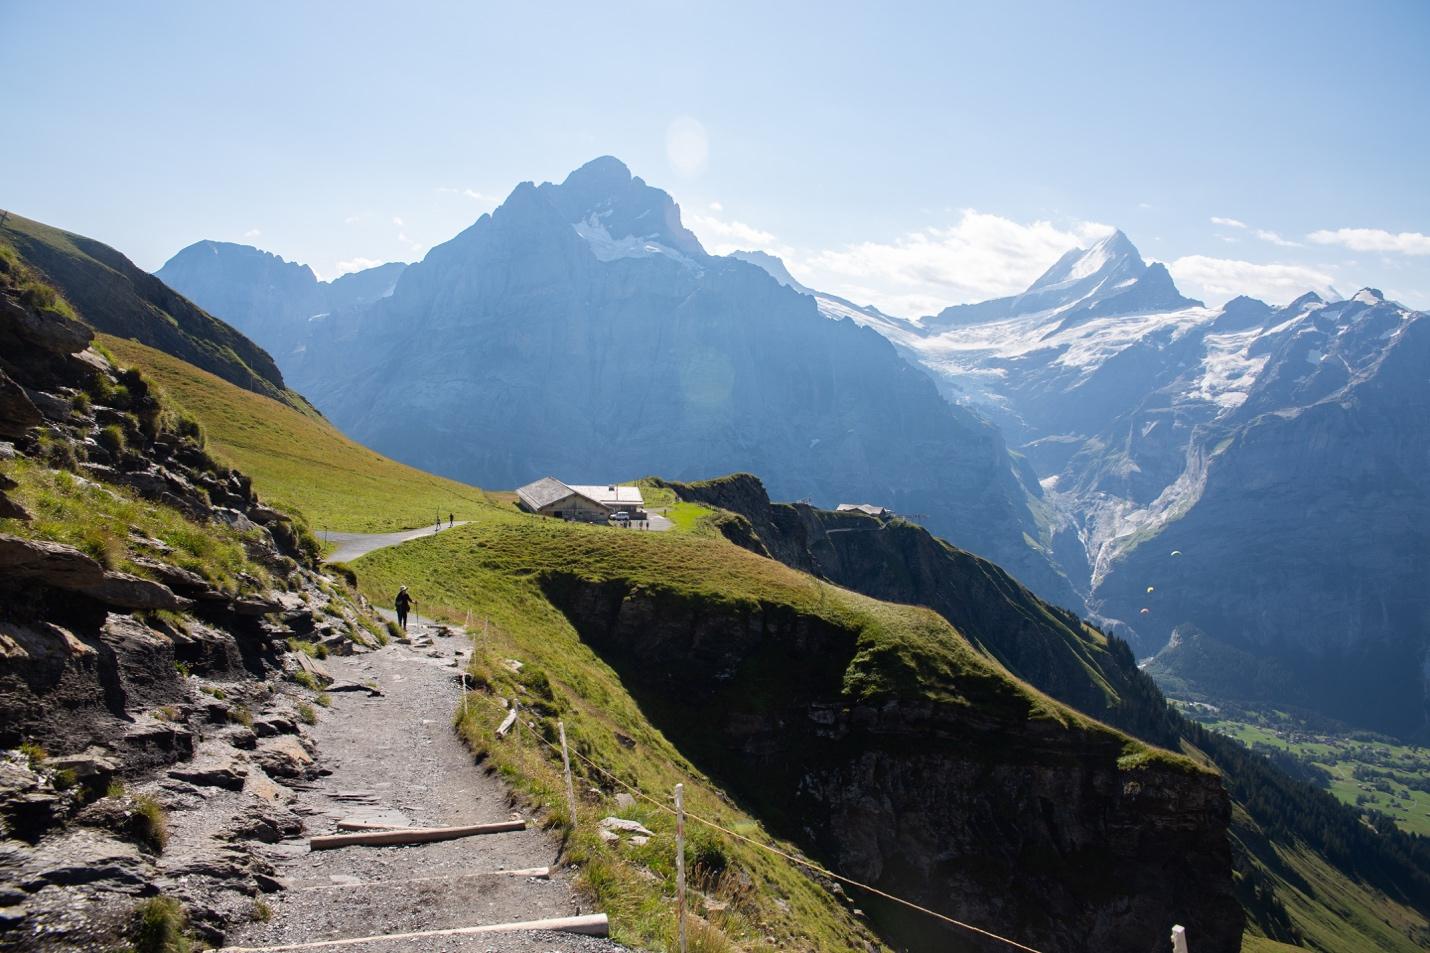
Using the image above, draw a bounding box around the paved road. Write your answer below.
[319,521,468,563]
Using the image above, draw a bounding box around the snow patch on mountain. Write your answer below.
[573,214,697,266]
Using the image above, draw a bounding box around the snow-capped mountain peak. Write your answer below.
[1026,228,1143,294]
[538,155,707,263]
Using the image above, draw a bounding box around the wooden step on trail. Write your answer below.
[309,818,526,850]
[217,913,610,951]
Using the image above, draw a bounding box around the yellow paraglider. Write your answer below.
[1146,585,1155,594]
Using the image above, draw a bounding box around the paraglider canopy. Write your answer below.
[1146,585,1155,593]
[1140,608,1151,615]
[1170,550,1182,557]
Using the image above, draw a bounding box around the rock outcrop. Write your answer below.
[0,233,381,951]
[541,573,1242,953]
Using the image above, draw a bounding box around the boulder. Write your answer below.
[0,295,93,355]
[78,572,189,611]
[41,750,118,798]
[252,736,315,780]
[251,716,297,739]
[0,534,105,589]
[0,372,41,437]
[225,802,302,843]
[129,556,209,594]
[214,508,257,533]
[169,754,247,791]
[5,828,148,892]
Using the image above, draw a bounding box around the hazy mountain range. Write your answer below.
[157,157,1430,738]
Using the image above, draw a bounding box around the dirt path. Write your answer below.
[318,522,468,564]
[222,620,625,953]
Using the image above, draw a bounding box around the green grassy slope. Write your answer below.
[1,211,292,405]
[101,337,494,532]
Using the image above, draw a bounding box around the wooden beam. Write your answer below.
[217,913,609,951]
[496,708,518,738]
[309,819,525,850]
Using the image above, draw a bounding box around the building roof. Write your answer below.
[569,484,645,508]
[517,477,587,511]
[836,503,892,517]
[517,477,643,512]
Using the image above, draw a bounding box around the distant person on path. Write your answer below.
[395,586,415,631]
[448,512,454,527]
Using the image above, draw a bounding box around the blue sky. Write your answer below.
[3,1,1428,312]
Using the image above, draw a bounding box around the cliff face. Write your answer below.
[654,474,1155,729]
[540,573,1241,953]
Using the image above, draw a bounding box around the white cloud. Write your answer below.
[707,201,723,212]
[438,187,496,203]
[1166,255,1337,306]
[334,256,383,276]
[798,210,1114,317]
[243,228,262,239]
[666,116,708,178]
[1254,229,1302,248]
[685,211,787,257]
[1211,216,1247,229]
[392,216,405,227]
[1308,227,1430,256]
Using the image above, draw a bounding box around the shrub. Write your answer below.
[130,896,191,953]
[229,705,254,728]
[296,703,317,726]
[18,740,47,768]
[315,691,332,708]
[134,795,168,853]
[292,670,320,691]
[252,898,273,922]
[98,423,127,457]
[71,391,92,413]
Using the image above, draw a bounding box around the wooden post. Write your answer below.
[1171,925,1188,953]
[675,782,687,953]
[558,720,578,830]
[460,669,469,720]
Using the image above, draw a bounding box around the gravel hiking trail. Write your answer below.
[222,617,625,953]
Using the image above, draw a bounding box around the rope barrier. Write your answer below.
[454,651,1049,953]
